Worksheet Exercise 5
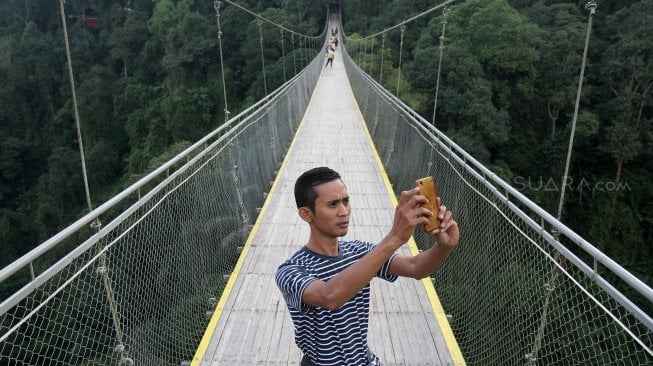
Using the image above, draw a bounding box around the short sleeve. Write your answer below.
[358,241,398,283]
[378,252,398,282]
[275,262,317,314]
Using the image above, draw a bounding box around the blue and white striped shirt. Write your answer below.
[276,240,398,365]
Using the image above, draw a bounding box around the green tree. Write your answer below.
[525,3,588,139]
[35,147,85,239]
[448,0,540,112]
[439,47,511,166]
[598,0,652,188]
[161,11,217,88]
[108,11,151,78]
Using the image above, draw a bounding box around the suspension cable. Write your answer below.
[396,25,406,97]
[219,0,325,82]
[379,33,386,85]
[527,3,598,363]
[368,40,374,76]
[58,0,94,216]
[291,33,297,75]
[300,37,305,68]
[257,20,268,96]
[280,28,287,82]
[556,0,597,221]
[214,0,230,123]
[359,0,458,40]
[432,5,449,125]
[363,40,368,71]
[59,1,126,358]
[224,0,319,40]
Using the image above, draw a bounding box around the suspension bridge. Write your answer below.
[1,2,652,366]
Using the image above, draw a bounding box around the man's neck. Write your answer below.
[306,236,339,256]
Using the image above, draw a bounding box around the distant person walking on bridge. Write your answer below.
[325,48,335,68]
[329,35,338,49]
[276,167,460,366]
[325,44,335,68]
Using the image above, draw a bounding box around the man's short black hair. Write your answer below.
[294,167,342,211]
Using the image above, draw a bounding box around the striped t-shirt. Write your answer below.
[275,240,398,365]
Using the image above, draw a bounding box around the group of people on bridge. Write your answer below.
[324,27,338,68]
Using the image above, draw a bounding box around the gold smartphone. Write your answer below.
[415,176,440,232]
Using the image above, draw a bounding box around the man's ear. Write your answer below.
[298,207,313,223]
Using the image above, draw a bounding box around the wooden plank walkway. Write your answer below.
[192,41,464,366]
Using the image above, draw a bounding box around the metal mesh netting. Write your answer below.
[0,55,323,365]
[343,50,653,365]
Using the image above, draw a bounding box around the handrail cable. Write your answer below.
[431,5,449,125]
[213,0,230,123]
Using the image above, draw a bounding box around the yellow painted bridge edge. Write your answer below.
[347,76,467,366]
[191,69,326,365]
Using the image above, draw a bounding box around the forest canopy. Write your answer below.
[340,0,652,291]
[0,0,651,293]
[0,0,326,269]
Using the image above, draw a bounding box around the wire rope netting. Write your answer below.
[0,53,323,365]
[343,46,653,365]
[2,2,651,365]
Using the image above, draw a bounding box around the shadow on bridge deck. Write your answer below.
[191,37,464,366]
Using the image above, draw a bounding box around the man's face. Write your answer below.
[310,179,351,238]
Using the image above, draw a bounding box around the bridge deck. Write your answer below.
[193,48,462,365]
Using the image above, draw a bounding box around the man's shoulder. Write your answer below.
[276,240,374,271]
[277,246,310,270]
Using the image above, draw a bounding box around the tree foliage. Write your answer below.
[0,0,326,268]
[0,0,650,312]
[344,0,652,291]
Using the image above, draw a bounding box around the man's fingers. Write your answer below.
[438,205,447,219]
[399,187,428,209]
